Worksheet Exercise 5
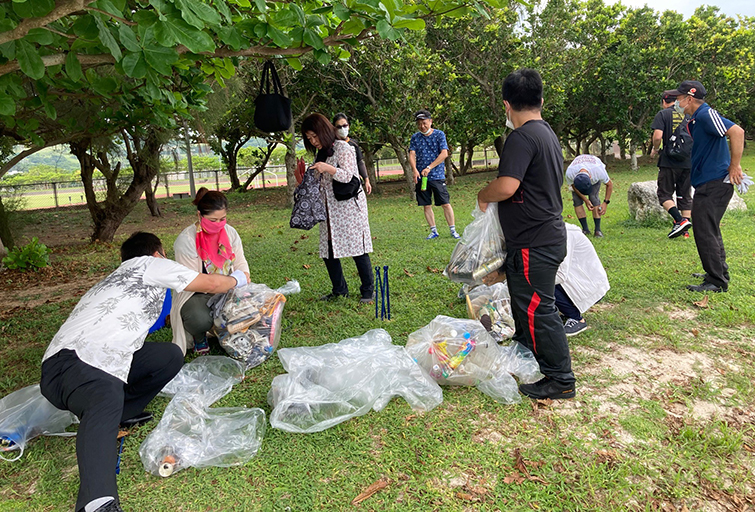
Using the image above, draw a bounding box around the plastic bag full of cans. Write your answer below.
[405,316,542,404]
[212,280,300,369]
[444,204,506,286]
[465,282,516,342]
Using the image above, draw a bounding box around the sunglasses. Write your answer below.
[336,123,349,128]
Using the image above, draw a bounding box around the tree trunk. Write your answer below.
[0,195,14,251]
[386,133,415,199]
[493,135,505,157]
[458,140,475,175]
[630,142,638,170]
[285,125,297,207]
[145,175,161,217]
[600,136,607,161]
[362,146,380,195]
[226,148,240,191]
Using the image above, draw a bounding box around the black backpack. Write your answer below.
[254,60,292,133]
[666,118,692,161]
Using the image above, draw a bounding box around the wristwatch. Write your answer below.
[603,199,610,204]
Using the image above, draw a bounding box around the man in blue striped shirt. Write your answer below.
[675,80,745,293]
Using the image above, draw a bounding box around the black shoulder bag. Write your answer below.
[254,60,292,133]
[321,145,362,201]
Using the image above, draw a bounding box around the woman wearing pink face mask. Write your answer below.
[171,187,250,355]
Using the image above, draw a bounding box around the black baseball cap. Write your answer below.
[677,80,707,99]
[414,109,432,121]
[662,89,679,102]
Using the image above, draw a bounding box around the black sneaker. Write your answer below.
[319,292,349,301]
[686,282,725,293]
[593,230,604,238]
[359,296,374,304]
[691,272,707,279]
[519,377,576,400]
[668,218,692,238]
[93,499,125,512]
[563,318,588,337]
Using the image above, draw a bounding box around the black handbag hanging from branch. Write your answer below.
[254,60,292,133]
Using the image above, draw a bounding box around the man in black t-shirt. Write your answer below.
[478,69,575,400]
[650,90,692,238]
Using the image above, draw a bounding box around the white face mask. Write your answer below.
[505,111,515,130]
[420,128,431,135]
[336,127,349,138]
[673,99,685,115]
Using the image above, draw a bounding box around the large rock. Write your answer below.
[627,180,747,222]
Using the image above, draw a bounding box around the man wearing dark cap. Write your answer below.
[564,154,613,238]
[409,109,460,239]
[650,89,693,238]
[478,68,575,400]
[675,80,745,292]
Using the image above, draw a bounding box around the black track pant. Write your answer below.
[506,243,575,385]
[323,241,374,299]
[691,179,733,290]
[40,343,183,512]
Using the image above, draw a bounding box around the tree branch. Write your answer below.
[0,0,96,46]
[0,132,86,179]
[84,7,137,26]
[0,53,115,77]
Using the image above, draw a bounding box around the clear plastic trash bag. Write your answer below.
[212,280,300,369]
[465,282,516,342]
[268,329,443,433]
[0,384,77,462]
[139,396,265,477]
[444,204,506,286]
[405,316,541,404]
[160,356,245,408]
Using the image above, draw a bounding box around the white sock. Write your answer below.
[85,497,114,512]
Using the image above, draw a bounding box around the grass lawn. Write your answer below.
[1,152,754,511]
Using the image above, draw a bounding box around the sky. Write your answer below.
[606,0,755,19]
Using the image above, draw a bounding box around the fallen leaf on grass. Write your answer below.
[456,492,475,501]
[302,264,311,269]
[693,295,709,308]
[691,328,699,337]
[290,246,298,252]
[403,269,414,277]
[351,478,391,505]
[427,266,440,273]
[503,472,525,484]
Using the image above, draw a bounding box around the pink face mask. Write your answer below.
[200,217,226,234]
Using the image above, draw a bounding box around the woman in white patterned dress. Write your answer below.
[301,113,374,303]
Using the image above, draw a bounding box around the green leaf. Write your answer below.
[90,76,118,96]
[393,17,425,30]
[267,26,292,47]
[15,39,45,80]
[333,3,351,21]
[143,45,178,75]
[93,0,123,17]
[303,28,325,50]
[0,41,15,60]
[254,0,267,13]
[43,101,57,120]
[133,10,159,27]
[24,28,54,45]
[12,0,54,18]
[376,19,400,40]
[218,26,244,50]
[153,20,178,46]
[165,17,216,53]
[286,57,303,71]
[214,0,233,23]
[0,93,16,116]
[289,3,306,26]
[342,18,366,35]
[175,0,205,28]
[72,15,100,39]
[0,18,17,32]
[186,0,221,27]
[93,15,123,60]
[65,52,84,81]
[122,51,148,78]
[118,24,141,52]
[313,48,331,65]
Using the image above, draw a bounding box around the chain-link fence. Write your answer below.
[0,148,499,211]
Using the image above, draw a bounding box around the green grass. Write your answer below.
[1,152,754,511]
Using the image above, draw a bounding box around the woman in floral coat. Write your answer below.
[301,113,374,303]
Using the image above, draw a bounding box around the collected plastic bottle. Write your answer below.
[420,176,428,191]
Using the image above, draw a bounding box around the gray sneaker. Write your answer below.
[563,318,588,337]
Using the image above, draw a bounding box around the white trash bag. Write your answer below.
[465,282,515,342]
[444,204,506,286]
[405,316,541,404]
[160,356,245,408]
[139,397,265,477]
[269,329,443,433]
[212,280,300,369]
[0,384,77,462]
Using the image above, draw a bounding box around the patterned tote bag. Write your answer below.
[290,169,326,230]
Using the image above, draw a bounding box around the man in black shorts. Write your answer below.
[478,69,575,400]
[650,89,693,238]
[409,110,460,239]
